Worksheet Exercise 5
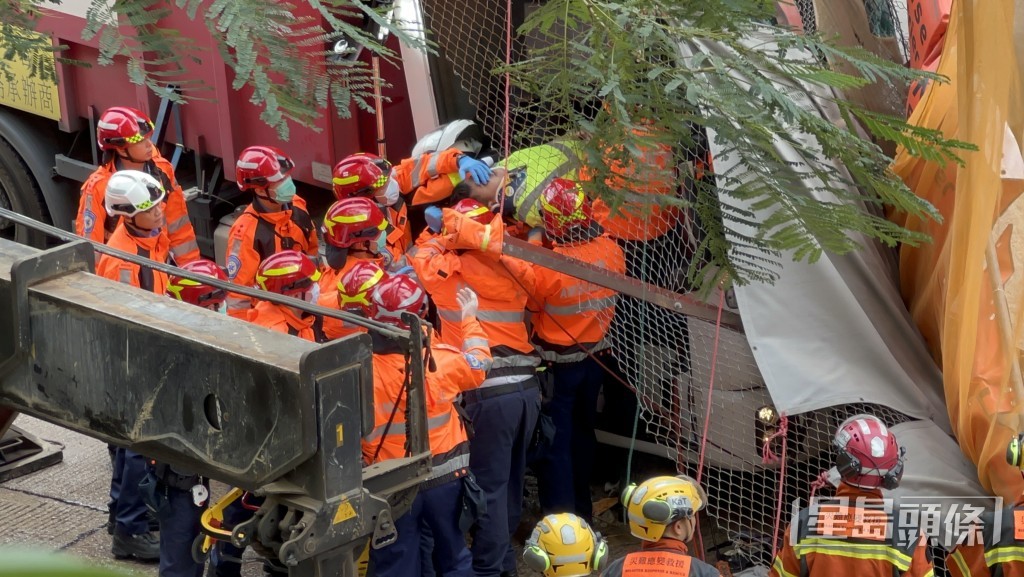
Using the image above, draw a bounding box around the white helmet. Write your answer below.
[410,119,483,158]
[104,170,166,218]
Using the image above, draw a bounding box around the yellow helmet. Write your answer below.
[522,513,608,577]
[621,475,707,542]
[1007,434,1024,469]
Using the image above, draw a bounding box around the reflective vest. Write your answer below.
[587,127,680,242]
[771,486,934,577]
[78,152,200,264]
[948,502,1024,577]
[247,300,324,342]
[602,540,722,577]
[363,323,491,485]
[529,234,625,362]
[96,223,172,295]
[223,196,319,318]
[503,140,583,228]
[409,218,540,381]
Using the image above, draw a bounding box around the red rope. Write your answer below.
[693,289,726,560]
[695,289,725,483]
[498,0,512,210]
[769,414,790,559]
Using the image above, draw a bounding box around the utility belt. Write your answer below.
[462,377,539,404]
[152,462,202,492]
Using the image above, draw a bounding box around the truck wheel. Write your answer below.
[0,136,48,248]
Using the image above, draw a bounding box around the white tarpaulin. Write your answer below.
[678,30,982,499]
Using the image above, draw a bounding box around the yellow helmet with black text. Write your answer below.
[621,475,707,542]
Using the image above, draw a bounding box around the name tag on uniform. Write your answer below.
[1014,510,1024,539]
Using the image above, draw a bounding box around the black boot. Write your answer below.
[111,527,160,562]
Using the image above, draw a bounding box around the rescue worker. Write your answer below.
[248,250,325,342]
[95,169,171,563]
[78,106,199,264]
[393,146,493,208]
[320,197,396,294]
[332,153,412,254]
[770,414,932,577]
[529,178,625,521]
[522,513,609,577]
[946,434,1024,577]
[318,260,389,341]
[409,198,541,577]
[223,146,319,318]
[143,259,227,577]
[601,475,718,577]
[363,275,491,577]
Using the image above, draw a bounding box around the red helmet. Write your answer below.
[369,274,429,329]
[167,259,228,309]
[236,146,295,191]
[332,153,392,200]
[834,414,905,490]
[451,198,494,225]
[540,178,592,236]
[97,107,154,151]
[255,250,321,297]
[323,198,388,248]
[337,261,389,313]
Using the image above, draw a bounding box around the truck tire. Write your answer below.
[0,136,48,248]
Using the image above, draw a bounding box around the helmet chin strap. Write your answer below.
[117,147,151,166]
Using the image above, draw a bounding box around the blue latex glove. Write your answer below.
[457,155,492,185]
[425,206,443,233]
[393,265,414,276]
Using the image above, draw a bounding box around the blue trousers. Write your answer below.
[158,483,207,577]
[109,448,151,535]
[464,383,541,576]
[369,479,472,577]
[537,358,605,520]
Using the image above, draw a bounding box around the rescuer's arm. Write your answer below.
[224,221,262,319]
[76,174,108,243]
[407,232,462,296]
[768,524,800,577]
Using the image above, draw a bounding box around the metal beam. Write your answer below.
[501,236,743,329]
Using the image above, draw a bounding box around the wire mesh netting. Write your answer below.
[416,0,917,566]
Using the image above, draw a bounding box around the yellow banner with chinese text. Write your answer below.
[0,29,61,121]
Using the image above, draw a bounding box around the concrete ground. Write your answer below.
[0,414,653,576]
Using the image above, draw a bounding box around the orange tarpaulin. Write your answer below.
[893,0,1024,500]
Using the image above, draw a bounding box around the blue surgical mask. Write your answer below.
[273,178,297,203]
[373,231,387,255]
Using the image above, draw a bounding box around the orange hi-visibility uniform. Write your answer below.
[529,233,625,362]
[394,148,464,206]
[385,200,412,255]
[224,196,319,318]
[409,213,541,385]
[601,538,722,577]
[947,497,1024,577]
[316,256,382,341]
[770,483,934,577]
[588,126,680,242]
[78,152,200,264]
[362,318,492,486]
[96,223,173,294]
[247,300,324,342]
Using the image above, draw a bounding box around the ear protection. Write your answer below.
[638,493,694,524]
[522,524,608,576]
[1007,433,1024,470]
[835,443,906,490]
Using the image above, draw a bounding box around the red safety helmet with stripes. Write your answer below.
[451,198,495,225]
[167,259,228,309]
[833,414,905,490]
[236,146,295,191]
[255,250,321,297]
[337,261,389,314]
[331,153,393,200]
[322,198,388,248]
[368,274,428,329]
[97,107,154,151]
[540,178,593,237]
